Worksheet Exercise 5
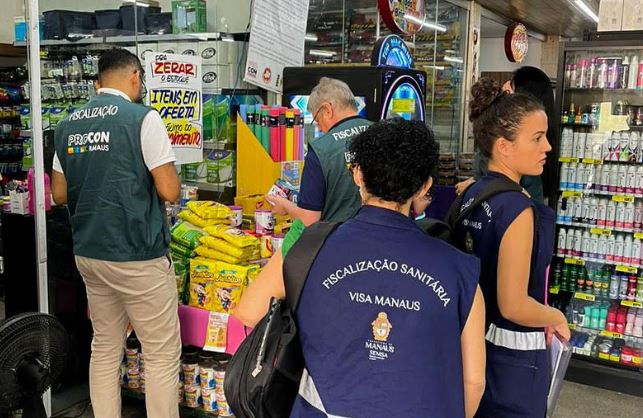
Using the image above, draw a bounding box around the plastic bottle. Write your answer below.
[612,132,622,162]
[573,198,584,224]
[590,233,599,260]
[618,164,628,193]
[606,200,617,228]
[569,163,578,189]
[632,238,642,267]
[589,57,598,88]
[589,197,599,225]
[637,166,643,196]
[622,56,630,89]
[616,202,626,229]
[610,274,621,300]
[560,162,570,189]
[599,306,608,330]
[575,132,586,159]
[630,132,640,162]
[638,56,643,89]
[609,164,620,193]
[582,198,592,224]
[598,58,608,88]
[558,228,568,255]
[597,198,608,227]
[627,165,637,194]
[629,54,639,90]
[600,164,611,192]
[624,235,633,265]
[574,229,583,257]
[566,228,576,256]
[620,275,629,300]
[557,196,566,223]
[607,234,616,262]
[625,202,636,230]
[598,234,608,261]
[581,230,591,258]
[615,234,625,263]
[621,132,632,162]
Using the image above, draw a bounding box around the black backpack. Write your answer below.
[224,221,340,418]
[418,177,536,253]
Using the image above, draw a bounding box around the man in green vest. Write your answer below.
[51,48,181,418]
[267,77,371,225]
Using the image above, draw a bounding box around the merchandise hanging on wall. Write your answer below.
[145,52,203,165]
[504,22,529,63]
[378,0,426,35]
[244,0,310,93]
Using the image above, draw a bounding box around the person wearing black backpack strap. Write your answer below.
[233,119,486,418]
[458,78,570,418]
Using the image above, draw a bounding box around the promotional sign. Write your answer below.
[145,52,203,165]
[244,0,310,93]
[504,23,529,63]
[378,0,426,35]
[371,34,414,68]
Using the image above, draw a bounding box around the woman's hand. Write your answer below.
[545,309,571,345]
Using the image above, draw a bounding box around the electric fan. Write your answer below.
[0,312,69,418]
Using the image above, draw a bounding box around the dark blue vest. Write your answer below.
[291,206,479,417]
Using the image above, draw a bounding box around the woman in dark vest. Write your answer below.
[457,78,570,418]
[235,119,486,417]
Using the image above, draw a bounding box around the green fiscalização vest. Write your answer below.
[309,116,372,222]
[54,93,169,262]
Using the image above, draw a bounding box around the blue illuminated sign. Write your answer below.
[371,35,414,69]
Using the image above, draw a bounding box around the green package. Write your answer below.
[170,221,206,249]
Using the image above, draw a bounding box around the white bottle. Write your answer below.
[576,132,587,159]
[607,200,617,228]
[590,197,599,225]
[624,235,633,265]
[560,162,569,189]
[575,164,585,190]
[558,228,567,256]
[573,131,581,159]
[568,163,578,190]
[597,198,608,227]
[610,164,620,193]
[629,54,639,90]
[589,233,599,260]
[562,128,573,157]
[566,228,576,256]
[625,202,636,230]
[621,132,631,162]
[618,164,628,194]
[598,234,608,261]
[615,234,625,264]
[607,234,617,262]
[586,135,595,160]
[636,166,643,196]
[582,196,592,223]
[630,132,639,162]
[600,164,611,193]
[573,198,584,224]
[613,132,622,162]
[574,229,583,257]
[627,165,637,194]
[616,202,626,229]
[581,230,591,257]
[632,238,642,267]
[556,196,565,223]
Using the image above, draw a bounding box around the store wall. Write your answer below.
[0,0,251,44]
[479,37,544,74]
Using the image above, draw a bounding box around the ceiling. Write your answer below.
[476,0,600,38]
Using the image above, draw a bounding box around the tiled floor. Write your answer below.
[52,381,643,418]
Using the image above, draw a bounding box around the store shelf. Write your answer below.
[554,254,641,270]
[14,32,234,47]
[558,187,643,199]
[182,181,227,193]
[566,357,643,397]
[121,387,218,417]
[565,88,643,94]
[561,123,643,130]
[555,221,643,235]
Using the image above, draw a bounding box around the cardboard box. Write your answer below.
[622,0,643,30]
[198,41,229,65]
[157,42,178,55]
[10,191,28,215]
[202,65,231,91]
[598,0,624,31]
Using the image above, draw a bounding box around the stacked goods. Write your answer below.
[196,225,260,264]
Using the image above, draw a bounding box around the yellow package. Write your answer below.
[190,258,249,313]
[199,236,256,259]
[247,264,261,287]
[178,210,229,229]
[204,225,259,248]
[187,201,233,220]
[194,246,246,264]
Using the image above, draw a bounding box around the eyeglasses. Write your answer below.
[311,102,329,126]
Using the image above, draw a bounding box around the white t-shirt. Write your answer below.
[52,88,176,173]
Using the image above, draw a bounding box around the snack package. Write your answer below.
[170,240,196,258]
[188,277,214,310]
[190,258,249,313]
[194,246,245,265]
[171,221,206,249]
[247,264,261,287]
[204,225,259,248]
[199,236,256,259]
[203,312,228,353]
[187,201,233,220]
[177,209,229,229]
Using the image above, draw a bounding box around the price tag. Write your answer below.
[574,292,596,301]
[549,286,560,295]
[598,352,610,360]
[615,265,637,274]
[568,323,576,330]
[590,228,612,236]
[600,330,622,338]
[582,158,603,165]
[559,157,580,163]
[634,232,643,240]
[562,191,582,198]
[565,258,586,266]
[612,195,635,203]
[621,300,643,308]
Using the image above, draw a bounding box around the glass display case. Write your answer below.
[552,40,643,388]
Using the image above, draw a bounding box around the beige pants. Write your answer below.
[76,255,181,418]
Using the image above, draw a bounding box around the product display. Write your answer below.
[553,43,643,376]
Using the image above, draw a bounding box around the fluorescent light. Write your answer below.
[574,0,599,23]
[444,56,463,64]
[122,0,151,7]
[305,34,318,42]
[404,14,447,33]
[222,35,235,42]
[422,65,445,70]
[309,49,336,57]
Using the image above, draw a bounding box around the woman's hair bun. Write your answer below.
[469,78,503,121]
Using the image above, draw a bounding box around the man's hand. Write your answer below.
[265,194,292,216]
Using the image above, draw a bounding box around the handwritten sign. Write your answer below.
[145,52,203,165]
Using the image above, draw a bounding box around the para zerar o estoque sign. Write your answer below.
[144,52,203,165]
